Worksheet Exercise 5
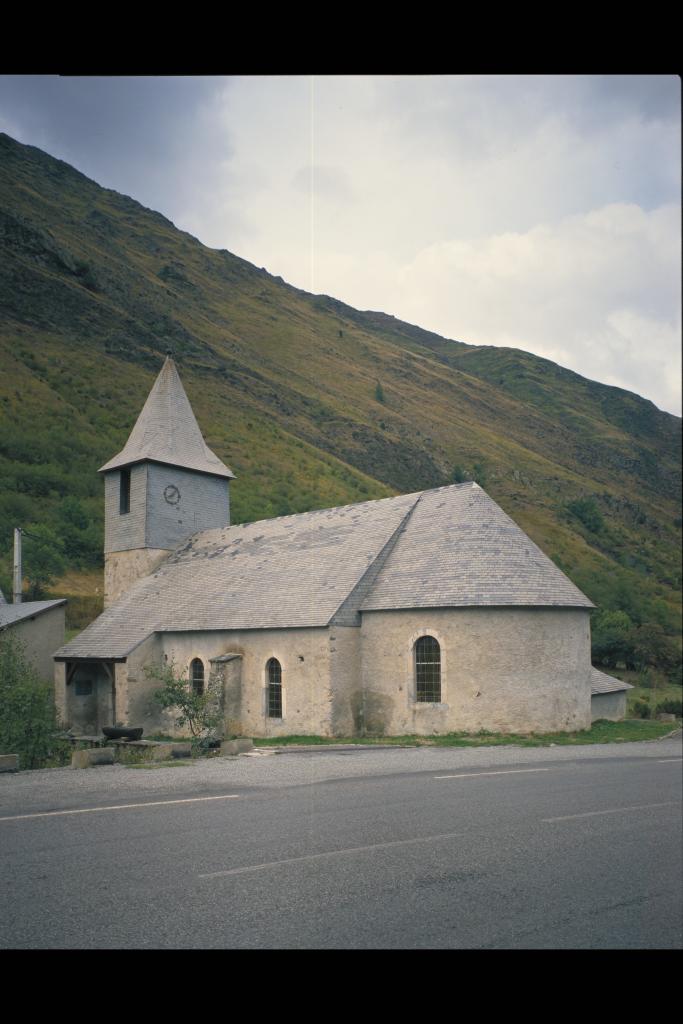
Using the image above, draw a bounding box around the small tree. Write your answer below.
[374,381,385,404]
[147,662,223,751]
[0,632,69,769]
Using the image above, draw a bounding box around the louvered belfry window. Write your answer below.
[415,636,441,702]
[119,468,131,514]
[190,658,204,696]
[267,658,282,718]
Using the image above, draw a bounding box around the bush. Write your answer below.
[146,661,223,752]
[567,497,604,533]
[632,700,651,719]
[656,698,682,717]
[0,632,69,769]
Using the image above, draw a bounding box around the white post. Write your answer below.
[13,528,22,604]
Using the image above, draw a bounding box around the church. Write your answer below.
[54,356,629,738]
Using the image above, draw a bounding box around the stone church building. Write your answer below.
[54,357,628,738]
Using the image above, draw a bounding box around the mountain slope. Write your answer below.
[0,132,680,656]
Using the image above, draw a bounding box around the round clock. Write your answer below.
[163,484,181,505]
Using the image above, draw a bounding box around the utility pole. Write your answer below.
[12,527,39,604]
[13,528,22,604]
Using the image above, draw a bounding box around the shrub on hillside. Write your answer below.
[567,497,604,533]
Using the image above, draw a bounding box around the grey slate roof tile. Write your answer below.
[361,484,593,611]
[0,600,66,629]
[590,667,633,694]
[99,357,234,479]
[55,483,593,661]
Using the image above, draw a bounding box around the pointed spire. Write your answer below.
[99,356,234,479]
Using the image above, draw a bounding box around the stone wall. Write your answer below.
[9,604,65,683]
[124,628,334,737]
[104,548,170,608]
[359,607,592,735]
[591,690,627,722]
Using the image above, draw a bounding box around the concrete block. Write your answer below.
[150,743,176,761]
[0,754,19,773]
[220,738,254,756]
[71,747,116,769]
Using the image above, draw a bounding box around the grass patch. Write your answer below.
[253,720,679,749]
[253,734,420,747]
[125,759,194,769]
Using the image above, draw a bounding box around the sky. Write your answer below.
[1,74,680,415]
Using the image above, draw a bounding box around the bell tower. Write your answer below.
[99,355,234,607]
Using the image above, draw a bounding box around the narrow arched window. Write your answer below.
[190,658,204,697]
[266,658,282,718]
[415,636,441,702]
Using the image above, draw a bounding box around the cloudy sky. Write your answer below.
[1,75,680,415]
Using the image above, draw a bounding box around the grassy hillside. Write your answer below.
[0,132,680,673]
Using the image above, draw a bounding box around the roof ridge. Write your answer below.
[328,493,423,626]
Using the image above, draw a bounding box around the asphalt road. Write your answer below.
[1,736,681,949]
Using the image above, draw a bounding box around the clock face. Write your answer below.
[163,484,181,506]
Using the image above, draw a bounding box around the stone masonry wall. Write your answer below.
[359,607,592,735]
[10,605,65,683]
[124,628,333,737]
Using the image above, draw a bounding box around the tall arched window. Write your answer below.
[190,658,204,696]
[415,636,441,702]
[266,658,282,718]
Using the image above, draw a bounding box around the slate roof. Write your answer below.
[99,356,234,479]
[0,600,66,630]
[55,483,593,661]
[590,667,633,695]
[362,484,592,610]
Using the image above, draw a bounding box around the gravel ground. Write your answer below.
[1,731,680,816]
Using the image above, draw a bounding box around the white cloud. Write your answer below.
[393,203,681,413]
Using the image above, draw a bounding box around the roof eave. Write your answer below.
[98,455,235,480]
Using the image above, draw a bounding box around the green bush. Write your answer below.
[632,699,651,719]
[567,497,604,533]
[146,661,223,752]
[0,632,70,769]
[656,698,682,717]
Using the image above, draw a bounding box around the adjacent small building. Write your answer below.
[1,593,66,684]
[53,356,631,737]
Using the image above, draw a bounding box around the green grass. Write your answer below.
[125,759,194,769]
[253,719,679,749]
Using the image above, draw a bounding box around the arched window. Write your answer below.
[190,658,204,697]
[266,658,282,718]
[415,636,441,702]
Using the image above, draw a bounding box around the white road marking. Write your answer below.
[657,759,682,763]
[199,830,465,879]
[542,802,677,823]
[433,768,552,780]
[0,794,240,823]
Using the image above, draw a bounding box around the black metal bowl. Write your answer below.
[102,726,143,741]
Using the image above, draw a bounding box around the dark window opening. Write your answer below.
[415,635,441,702]
[75,679,93,696]
[119,468,131,514]
[267,658,282,718]
[190,658,204,696]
